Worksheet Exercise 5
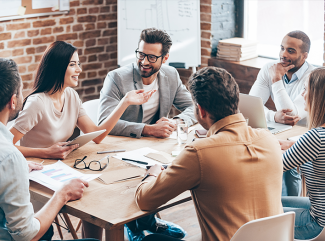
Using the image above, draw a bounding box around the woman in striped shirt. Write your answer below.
[280,67,325,239]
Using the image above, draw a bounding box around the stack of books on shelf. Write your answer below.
[217,37,258,62]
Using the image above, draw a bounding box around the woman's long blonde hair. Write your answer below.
[307,67,325,129]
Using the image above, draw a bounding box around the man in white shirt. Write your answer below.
[98,28,196,139]
[249,31,315,197]
[249,30,314,125]
[0,58,93,241]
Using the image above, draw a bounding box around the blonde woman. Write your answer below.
[280,67,325,239]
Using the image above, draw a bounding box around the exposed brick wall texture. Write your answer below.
[0,0,212,104]
[0,0,117,102]
[211,0,236,57]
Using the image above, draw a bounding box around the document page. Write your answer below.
[29,161,101,191]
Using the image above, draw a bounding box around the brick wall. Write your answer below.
[0,0,212,104]
[211,0,236,57]
[0,0,117,102]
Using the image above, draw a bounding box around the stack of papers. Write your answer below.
[29,161,101,191]
[217,38,258,62]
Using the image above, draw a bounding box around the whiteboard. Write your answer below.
[118,0,201,68]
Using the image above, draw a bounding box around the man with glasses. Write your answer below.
[98,28,196,139]
[0,58,97,241]
[97,28,190,241]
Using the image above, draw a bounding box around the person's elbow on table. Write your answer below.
[135,184,160,211]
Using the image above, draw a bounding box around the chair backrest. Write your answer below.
[230,212,295,241]
[81,99,100,135]
[82,99,100,125]
[294,227,325,241]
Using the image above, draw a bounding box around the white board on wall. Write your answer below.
[118,0,201,68]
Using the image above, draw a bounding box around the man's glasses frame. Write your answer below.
[135,49,164,63]
[73,155,109,171]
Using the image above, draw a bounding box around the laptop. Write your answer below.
[238,93,292,134]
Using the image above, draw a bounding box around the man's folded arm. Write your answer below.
[272,81,306,118]
[135,146,200,211]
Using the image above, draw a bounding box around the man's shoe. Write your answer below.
[148,218,186,239]
[124,224,146,241]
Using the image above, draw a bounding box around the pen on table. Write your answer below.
[97,149,126,154]
[40,160,44,164]
[122,158,148,165]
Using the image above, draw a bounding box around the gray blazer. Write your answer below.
[98,63,196,138]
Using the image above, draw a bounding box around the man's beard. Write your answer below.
[280,55,302,73]
[138,62,161,78]
[8,109,20,122]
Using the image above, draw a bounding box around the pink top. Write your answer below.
[13,87,86,148]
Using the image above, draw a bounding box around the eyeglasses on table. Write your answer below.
[73,155,109,171]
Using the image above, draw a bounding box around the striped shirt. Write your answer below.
[283,127,325,226]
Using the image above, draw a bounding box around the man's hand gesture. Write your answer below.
[274,109,300,126]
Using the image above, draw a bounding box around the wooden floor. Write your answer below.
[53,200,202,240]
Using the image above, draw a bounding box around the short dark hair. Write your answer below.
[188,67,239,123]
[138,28,172,56]
[0,58,21,112]
[287,30,311,53]
[25,41,77,106]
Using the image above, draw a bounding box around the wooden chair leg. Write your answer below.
[156,212,161,219]
[62,213,79,239]
[54,216,64,240]
[76,220,82,232]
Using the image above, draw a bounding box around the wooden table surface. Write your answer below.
[28,124,308,240]
[28,132,194,240]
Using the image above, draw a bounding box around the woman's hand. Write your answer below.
[278,139,295,151]
[124,89,156,106]
[44,142,79,159]
[27,161,43,173]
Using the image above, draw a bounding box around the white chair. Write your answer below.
[294,228,325,241]
[82,99,100,124]
[230,212,295,241]
[81,99,100,134]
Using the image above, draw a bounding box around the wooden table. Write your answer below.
[28,133,193,241]
[28,124,308,240]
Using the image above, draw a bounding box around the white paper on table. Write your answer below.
[114,147,164,168]
[32,0,57,9]
[59,0,69,11]
[29,161,101,191]
[288,135,302,142]
[0,0,21,17]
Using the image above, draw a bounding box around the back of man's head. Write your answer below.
[188,67,239,123]
[0,58,21,112]
[139,28,172,56]
[286,30,311,53]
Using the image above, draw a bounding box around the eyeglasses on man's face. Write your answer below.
[74,155,109,171]
[135,49,163,63]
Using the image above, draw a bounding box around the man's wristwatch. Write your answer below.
[141,173,157,182]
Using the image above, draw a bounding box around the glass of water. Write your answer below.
[177,120,188,145]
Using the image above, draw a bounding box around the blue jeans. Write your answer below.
[282,168,302,196]
[282,197,323,239]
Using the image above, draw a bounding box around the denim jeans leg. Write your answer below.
[282,196,310,209]
[125,214,156,233]
[282,168,302,196]
[282,197,323,239]
[283,207,323,239]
